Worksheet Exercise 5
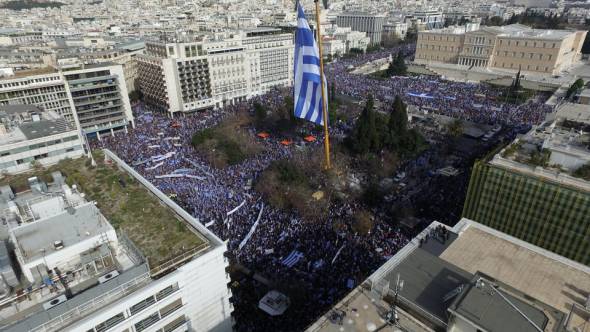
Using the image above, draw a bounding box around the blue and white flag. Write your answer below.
[282,250,304,268]
[294,3,328,126]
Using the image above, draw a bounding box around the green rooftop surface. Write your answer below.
[0,152,207,267]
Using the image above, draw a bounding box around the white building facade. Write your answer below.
[336,12,386,46]
[138,28,293,115]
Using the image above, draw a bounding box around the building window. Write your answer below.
[130,295,156,316]
[95,312,125,332]
[159,298,183,318]
[135,312,160,332]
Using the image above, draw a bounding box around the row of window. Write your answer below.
[0,146,81,170]
[0,136,79,157]
[85,283,180,332]
[420,34,459,42]
[0,76,60,89]
[420,34,560,50]
[418,44,458,52]
[499,39,558,48]
[495,51,553,61]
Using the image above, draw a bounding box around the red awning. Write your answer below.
[257,132,270,139]
[304,135,316,142]
[280,140,293,146]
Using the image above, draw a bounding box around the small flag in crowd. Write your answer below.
[282,250,304,268]
[293,2,328,125]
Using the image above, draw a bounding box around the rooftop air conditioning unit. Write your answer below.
[43,294,67,310]
[53,241,64,250]
[98,270,120,284]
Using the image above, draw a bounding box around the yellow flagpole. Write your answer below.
[314,0,331,170]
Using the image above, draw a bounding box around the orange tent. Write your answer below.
[257,132,270,139]
[280,139,293,146]
[304,135,316,142]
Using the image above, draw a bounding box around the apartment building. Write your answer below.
[335,12,386,46]
[415,23,587,75]
[405,8,445,31]
[383,21,408,40]
[0,105,84,174]
[0,64,134,139]
[137,28,293,115]
[0,69,77,124]
[0,152,232,332]
[63,64,134,138]
[0,28,43,46]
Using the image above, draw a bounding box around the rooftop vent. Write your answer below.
[43,294,67,310]
[28,177,47,194]
[53,240,64,250]
[98,270,120,284]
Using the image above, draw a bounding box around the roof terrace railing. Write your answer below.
[149,242,210,278]
[29,271,151,332]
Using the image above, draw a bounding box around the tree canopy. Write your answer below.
[386,52,408,77]
[346,95,426,157]
[566,79,585,99]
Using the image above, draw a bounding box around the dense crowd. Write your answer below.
[327,44,554,126]
[93,96,408,331]
[93,44,555,331]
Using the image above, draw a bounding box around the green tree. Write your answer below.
[573,162,590,180]
[350,95,379,153]
[566,79,585,99]
[446,119,464,138]
[387,52,407,77]
[488,16,504,26]
[386,96,408,148]
[254,102,267,126]
[330,82,336,102]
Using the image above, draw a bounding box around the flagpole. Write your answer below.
[314,0,331,170]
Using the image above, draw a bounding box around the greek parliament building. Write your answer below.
[414,23,587,75]
[462,106,590,265]
[137,28,293,115]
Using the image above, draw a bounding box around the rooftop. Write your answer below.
[0,67,57,81]
[0,150,222,332]
[424,23,579,40]
[0,105,76,145]
[0,150,211,269]
[448,273,555,332]
[555,102,590,125]
[443,220,590,330]
[308,219,590,332]
[12,203,113,263]
[493,118,590,187]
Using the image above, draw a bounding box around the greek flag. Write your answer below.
[294,3,328,126]
[282,250,304,268]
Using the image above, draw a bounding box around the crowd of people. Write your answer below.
[327,44,554,126]
[93,43,555,331]
[93,94,408,331]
